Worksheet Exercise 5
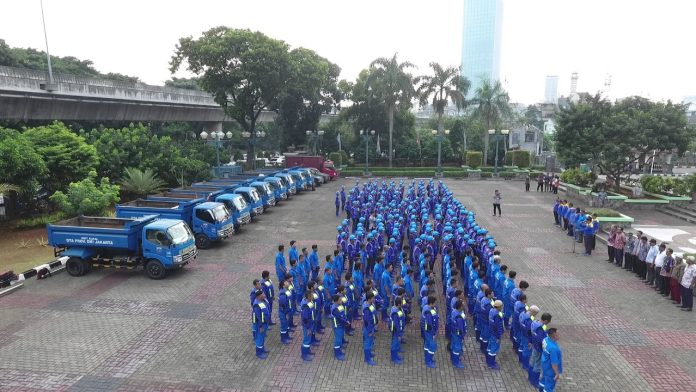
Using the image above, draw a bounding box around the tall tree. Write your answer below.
[170,27,291,164]
[556,94,693,189]
[417,63,470,165]
[367,54,416,167]
[471,79,512,164]
[276,47,341,149]
[0,128,47,200]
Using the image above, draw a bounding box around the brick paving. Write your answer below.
[0,179,695,391]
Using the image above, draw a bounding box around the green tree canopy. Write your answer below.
[277,47,341,149]
[555,94,693,188]
[119,168,166,196]
[0,127,47,196]
[170,27,291,164]
[417,62,469,133]
[23,122,99,192]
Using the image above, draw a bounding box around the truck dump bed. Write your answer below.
[47,215,156,251]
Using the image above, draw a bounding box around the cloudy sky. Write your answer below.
[1,0,694,104]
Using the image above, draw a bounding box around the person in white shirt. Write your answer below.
[644,239,659,284]
[679,257,695,311]
[651,244,667,289]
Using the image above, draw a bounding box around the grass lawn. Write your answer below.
[0,227,55,274]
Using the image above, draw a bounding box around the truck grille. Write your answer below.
[253,206,263,215]
[268,198,276,206]
[182,247,197,263]
[239,214,251,225]
[281,192,288,200]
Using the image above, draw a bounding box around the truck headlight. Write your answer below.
[218,230,225,236]
[173,254,183,263]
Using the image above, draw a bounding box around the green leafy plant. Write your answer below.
[586,208,622,217]
[560,168,596,187]
[119,167,166,197]
[329,152,342,167]
[13,212,65,229]
[465,151,483,168]
[49,171,120,216]
[511,150,531,168]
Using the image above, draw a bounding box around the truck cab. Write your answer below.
[193,182,264,217]
[270,172,296,195]
[126,197,235,249]
[248,181,276,209]
[288,169,314,191]
[214,193,251,230]
[47,215,197,280]
[260,176,288,200]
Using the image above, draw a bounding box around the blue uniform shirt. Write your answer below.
[488,308,504,338]
[289,246,298,263]
[362,301,378,333]
[275,252,287,281]
[253,299,270,326]
[542,336,563,374]
[390,306,405,336]
[300,298,315,328]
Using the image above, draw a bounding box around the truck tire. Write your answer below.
[145,259,167,280]
[66,257,85,277]
[195,234,211,249]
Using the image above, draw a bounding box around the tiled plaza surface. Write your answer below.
[1,179,694,392]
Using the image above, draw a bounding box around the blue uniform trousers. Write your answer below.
[488,335,500,356]
[363,327,375,352]
[254,324,266,349]
[333,326,345,349]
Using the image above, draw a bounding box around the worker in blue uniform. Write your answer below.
[344,272,357,334]
[512,293,528,352]
[422,295,439,368]
[390,295,406,364]
[335,191,341,217]
[541,328,563,392]
[289,240,299,265]
[479,288,494,354]
[260,270,275,326]
[529,312,552,389]
[352,262,364,317]
[275,245,287,289]
[450,299,467,369]
[330,294,350,361]
[380,263,394,322]
[300,290,315,361]
[520,305,539,372]
[306,281,322,345]
[502,270,517,329]
[278,277,293,344]
[487,300,504,369]
[323,265,335,316]
[362,290,378,366]
[309,244,320,281]
[252,289,270,359]
[340,186,346,211]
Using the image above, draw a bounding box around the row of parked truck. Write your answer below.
[46,167,323,280]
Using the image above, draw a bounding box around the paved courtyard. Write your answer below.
[0,179,695,392]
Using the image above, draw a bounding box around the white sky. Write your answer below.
[1,0,694,104]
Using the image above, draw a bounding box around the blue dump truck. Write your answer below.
[167,186,251,230]
[215,175,288,202]
[288,167,316,191]
[47,215,196,279]
[196,180,275,210]
[116,198,235,250]
[191,182,264,216]
[247,170,299,195]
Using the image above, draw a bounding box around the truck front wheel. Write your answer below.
[145,259,167,280]
[66,257,85,277]
[195,234,211,249]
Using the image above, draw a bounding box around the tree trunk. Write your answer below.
[388,104,394,168]
[437,112,444,169]
[483,117,490,165]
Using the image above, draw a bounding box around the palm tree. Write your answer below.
[471,78,512,164]
[417,62,470,152]
[368,53,416,167]
[120,168,167,197]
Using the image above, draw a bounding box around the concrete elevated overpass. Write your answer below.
[0,66,334,130]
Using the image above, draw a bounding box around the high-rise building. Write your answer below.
[461,0,504,97]
[544,75,559,104]
[570,72,579,94]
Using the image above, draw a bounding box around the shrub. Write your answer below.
[49,171,120,216]
[586,208,622,218]
[560,168,595,187]
[641,175,690,196]
[511,150,531,168]
[480,172,492,178]
[465,151,483,168]
[531,165,546,171]
[504,151,513,166]
[499,171,516,179]
[328,152,342,167]
[338,150,348,166]
[640,175,664,194]
[443,171,468,178]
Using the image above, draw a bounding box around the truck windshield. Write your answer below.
[212,205,230,222]
[325,163,335,170]
[250,189,261,202]
[263,183,273,195]
[233,196,247,210]
[167,222,194,245]
[284,176,293,185]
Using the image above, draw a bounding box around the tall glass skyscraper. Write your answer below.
[461,0,503,97]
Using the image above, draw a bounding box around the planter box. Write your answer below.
[595,213,634,230]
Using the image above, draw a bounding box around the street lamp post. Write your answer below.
[487,129,509,176]
[360,129,375,175]
[242,130,266,170]
[431,129,451,177]
[200,129,233,177]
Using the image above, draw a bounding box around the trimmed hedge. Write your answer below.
[480,172,492,178]
[465,151,483,168]
[586,208,623,218]
[499,171,516,179]
[511,150,531,168]
[329,152,342,167]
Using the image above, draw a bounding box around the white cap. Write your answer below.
[530,305,540,313]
